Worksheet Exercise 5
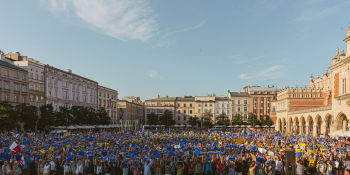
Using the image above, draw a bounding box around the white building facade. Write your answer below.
[44,65,98,111]
[214,97,232,121]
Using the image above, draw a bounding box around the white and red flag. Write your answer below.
[9,142,20,154]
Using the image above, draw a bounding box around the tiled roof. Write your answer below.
[0,60,27,72]
[146,97,177,101]
[230,92,250,97]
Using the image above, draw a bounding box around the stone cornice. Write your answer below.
[288,104,332,115]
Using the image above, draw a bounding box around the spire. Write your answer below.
[344,21,350,57]
[336,47,339,55]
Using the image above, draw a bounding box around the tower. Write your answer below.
[344,21,350,57]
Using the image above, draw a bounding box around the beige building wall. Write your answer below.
[117,97,144,123]
[176,96,195,124]
[0,52,29,105]
[275,23,350,136]
[144,96,176,124]
[194,95,215,121]
[98,85,118,123]
[228,91,250,121]
[9,53,45,108]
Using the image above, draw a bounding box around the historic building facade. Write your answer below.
[244,86,277,120]
[98,85,118,123]
[8,52,45,108]
[214,97,232,121]
[176,96,195,124]
[144,96,177,124]
[0,52,28,105]
[44,65,98,111]
[227,91,250,121]
[274,23,350,136]
[194,95,216,121]
[117,97,144,123]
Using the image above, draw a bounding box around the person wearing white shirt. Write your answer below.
[43,162,51,175]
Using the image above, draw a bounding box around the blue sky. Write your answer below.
[0,0,349,100]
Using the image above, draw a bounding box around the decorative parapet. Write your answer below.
[288,104,332,115]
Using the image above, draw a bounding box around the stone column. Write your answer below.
[321,123,327,135]
[293,123,298,135]
[305,124,309,135]
[343,120,348,131]
[313,124,318,136]
[299,124,302,135]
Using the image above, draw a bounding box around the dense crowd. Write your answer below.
[1,128,350,175]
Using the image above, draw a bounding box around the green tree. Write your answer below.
[160,110,175,127]
[95,108,110,125]
[248,113,261,127]
[261,115,274,126]
[216,113,230,126]
[188,116,199,127]
[147,113,159,125]
[14,104,38,131]
[232,114,243,125]
[0,102,17,131]
[38,104,55,131]
[54,106,72,126]
[202,111,213,128]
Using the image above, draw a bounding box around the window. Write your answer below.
[190,110,192,114]
[22,85,27,92]
[30,95,34,102]
[14,95,18,102]
[254,103,256,107]
[238,107,241,112]
[190,104,192,107]
[184,104,186,107]
[222,104,224,107]
[198,104,201,107]
[260,97,264,101]
[178,116,180,120]
[14,84,19,91]
[232,100,235,104]
[22,75,26,80]
[244,100,247,104]
[177,104,180,107]
[227,104,229,107]
[209,104,212,107]
[16,73,19,79]
[227,110,230,114]
[238,100,240,104]
[184,110,186,114]
[198,109,201,113]
[183,116,186,121]
[267,97,270,101]
[205,104,207,107]
[178,110,180,114]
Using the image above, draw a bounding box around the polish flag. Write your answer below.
[9,142,20,154]
[19,156,27,168]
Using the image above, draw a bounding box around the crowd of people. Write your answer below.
[0,128,350,175]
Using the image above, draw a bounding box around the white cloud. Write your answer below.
[156,20,207,47]
[239,65,283,80]
[42,0,157,41]
[147,70,158,78]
